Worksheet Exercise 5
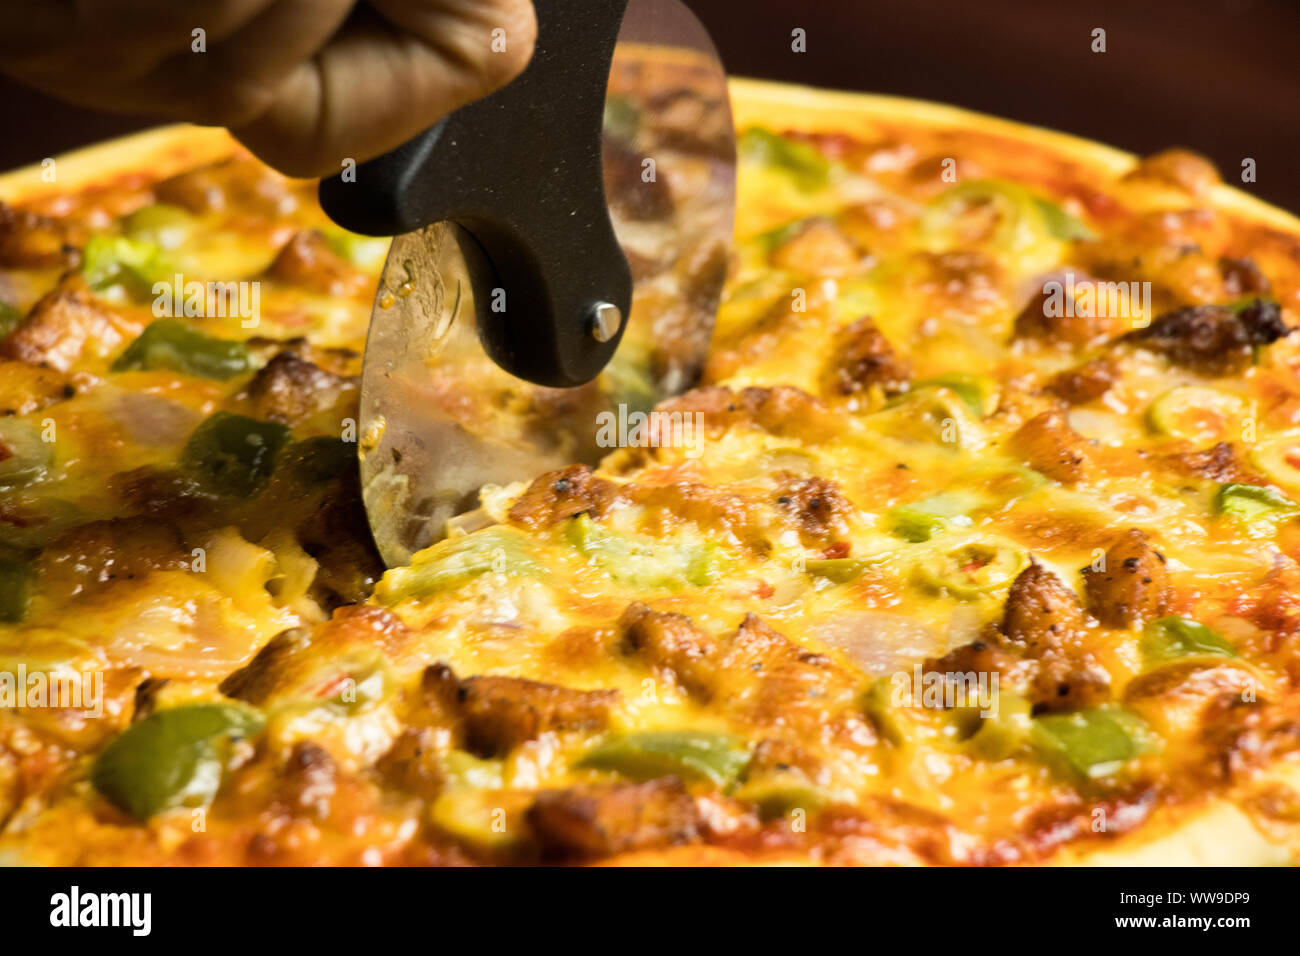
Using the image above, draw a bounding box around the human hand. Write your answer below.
[0,0,537,177]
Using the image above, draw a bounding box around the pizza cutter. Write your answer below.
[320,0,735,567]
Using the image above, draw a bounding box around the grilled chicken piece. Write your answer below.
[278,742,339,821]
[36,517,189,602]
[774,474,852,548]
[720,614,868,738]
[508,464,622,530]
[455,676,618,757]
[374,728,446,800]
[240,351,356,426]
[0,201,77,269]
[155,158,297,217]
[1009,408,1092,484]
[1000,560,1111,711]
[0,360,76,416]
[219,628,310,705]
[421,664,619,757]
[526,778,700,858]
[660,384,842,443]
[821,315,911,397]
[770,218,865,275]
[1199,695,1300,783]
[2,275,128,371]
[619,602,718,698]
[1001,561,1091,651]
[1045,356,1118,405]
[1122,299,1289,375]
[626,481,766,552]
[1218,256,1272,297]
[1163,442,1265,485]
[266,231,369,297]
[1012,278,1129,348]
[1122,148,1221,197]
[620,603,870,741]
[1082,529,1170,628]
[1125,661,1266,744]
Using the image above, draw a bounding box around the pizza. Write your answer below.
[3,78,1300,866]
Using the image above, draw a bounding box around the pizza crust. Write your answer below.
[0,124,239,199]
[727,77,1300,235]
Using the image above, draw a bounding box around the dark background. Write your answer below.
[1,0,1297,211]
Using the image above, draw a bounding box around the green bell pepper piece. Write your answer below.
[566,513,729,589]
[0,418,54,487]
[923,180,1096,253]
[376,526,544,603]
[1031,195,1097,241]
[881,385,984,449]
[1030,707,1154,780]
[81,235,170,297]
[1214,482,1299,534]
[428,787,529,854]
[112,318,253,380]
[122,203,196,251]
[1227,295,1280,315]
[580,730,751,787]
[964,691,1032,760]
[732,774,829,820]
[914,538,1026,598]
[863,676,906,746]
[1140,616,1236,665]
[1146,386,1249,442]
[181,412,290,498]
[319,662,387,716]
[0,300,22,338]
[909,373,1000,417]
[805,557,875,583]
[602,95,641,145]
[91,703,264,820]
[738,126,830,190]
[0,553,33,623]
[443,750,506,790]
[757,216,820,253]
[277,436,355,485]
[888,491,980,543]
[323,230,390,270]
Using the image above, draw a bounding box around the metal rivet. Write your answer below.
[590,301,622,343]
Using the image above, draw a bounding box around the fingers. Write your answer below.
[158,0,358,128]
[0,0,538,180]
[230,0,537,177]
[0,0,277,73]
[0,0,312,118]
[370,0,539,112]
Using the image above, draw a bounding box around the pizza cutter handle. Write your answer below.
[318,0,632,389]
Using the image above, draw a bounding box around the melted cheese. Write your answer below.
[4,83,1300,864]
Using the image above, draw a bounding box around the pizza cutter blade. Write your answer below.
[320,0,736,567]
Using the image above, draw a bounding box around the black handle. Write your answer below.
[319,0,632,388]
